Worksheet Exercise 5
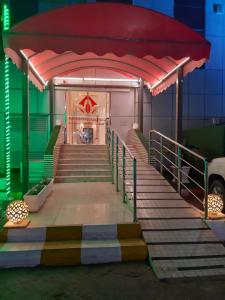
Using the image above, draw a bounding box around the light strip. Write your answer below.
[54,77,140,83]
[150,57,190,90]
[20,50,48,86]
[3,3,11,198]
[3,4,10,31]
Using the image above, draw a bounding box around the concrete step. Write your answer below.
[57,164,111,170]
[0,239,147,267]
[61,149,108,154]
[59,153,109,159]
[1,224,142,242]
[58,158,109,164]
[61,145,108,149]
[0,223,147,267]
[54,175,112,183]
[56,170,112,176]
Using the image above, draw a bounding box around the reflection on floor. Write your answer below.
[28,182,132,227]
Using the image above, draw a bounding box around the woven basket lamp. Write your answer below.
[206,194,224,214]
[6,201,29,224]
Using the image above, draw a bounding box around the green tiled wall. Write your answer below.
[0,60,50,175]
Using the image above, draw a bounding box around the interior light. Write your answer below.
[54,77,140,83]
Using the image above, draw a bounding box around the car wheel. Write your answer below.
[209,179,225,213]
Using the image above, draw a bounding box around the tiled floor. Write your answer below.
[28,182,132,227]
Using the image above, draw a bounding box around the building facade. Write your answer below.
[0,0,223,188]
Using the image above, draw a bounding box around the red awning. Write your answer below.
[3,3,210,94]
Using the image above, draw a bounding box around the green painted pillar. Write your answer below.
[49,81,54,134]
[138,78,144,132]
[22,61,30,195]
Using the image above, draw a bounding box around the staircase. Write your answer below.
[55,144,112,183]
[0,223,147,267]
[127,129,148,163]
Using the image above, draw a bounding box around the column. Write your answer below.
[175,68,183,143]
[22,60,30,195]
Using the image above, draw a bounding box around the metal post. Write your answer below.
[122,145,126,202]
[160,135,163,174]
[22,60,29,195]
[116,135,119,192]
[204,160,208,219]
[175,68,183,143]
[111,130,114,184]
[138,78,144,132]
[133,158,137,222]
[49,80,54,134]
[106,122,110,145]
[177,146,181,194]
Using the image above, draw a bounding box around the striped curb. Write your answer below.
[0,223,147,267]
[0,223,142,242]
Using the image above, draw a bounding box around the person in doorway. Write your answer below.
[82,131,89,144]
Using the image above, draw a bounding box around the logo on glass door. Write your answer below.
[79,95,97,114]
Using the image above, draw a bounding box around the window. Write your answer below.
[213,3,223,14]
[174,0,205,68]
[9,0,39,25]
[96,0,132,3]
[174,0,205,37]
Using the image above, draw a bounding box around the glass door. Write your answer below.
[82,128,93,144]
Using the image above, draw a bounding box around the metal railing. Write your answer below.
[106,127,137,222]
[44,125,64,178]
[149,130,209,219]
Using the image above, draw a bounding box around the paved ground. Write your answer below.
[0,263,225,300]
[28,183,132,226]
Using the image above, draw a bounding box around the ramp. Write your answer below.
[126,146,225,279]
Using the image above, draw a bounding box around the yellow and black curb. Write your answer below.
[0,223,147,267]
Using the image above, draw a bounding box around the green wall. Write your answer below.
[183,125,225,161]
[0,60,50,184]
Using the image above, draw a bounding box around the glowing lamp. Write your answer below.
[205,194,224,214]
[6,201,29,224]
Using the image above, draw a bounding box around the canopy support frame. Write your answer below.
[175,67,183,143]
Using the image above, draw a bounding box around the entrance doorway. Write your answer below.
[83,128,93,144]
[66,91,110,144]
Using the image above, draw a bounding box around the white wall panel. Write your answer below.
[55,88,136,141]
[110,90,135,140]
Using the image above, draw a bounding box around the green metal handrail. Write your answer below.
[106,127,137,222]
[149,130,209,219]
[45,125,61,155]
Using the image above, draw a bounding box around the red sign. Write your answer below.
[79,95,97,114]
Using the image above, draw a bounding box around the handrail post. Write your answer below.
[204,160,208,219]
[111,130,114,184]
[105,127,108,145]
[116,135,119,192]
[122,144,126,202]
[133,158,137,222]
[160,135,163,174]
[177,146,181,194]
